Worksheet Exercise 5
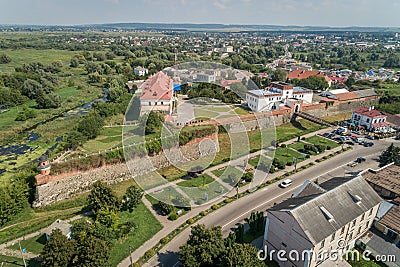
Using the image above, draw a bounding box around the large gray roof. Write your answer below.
[353,88,377,98]
[270,176,382,245]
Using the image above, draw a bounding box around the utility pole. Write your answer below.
[129,245,134,267]
[18,241,26,267]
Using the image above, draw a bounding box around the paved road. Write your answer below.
[145,137,400,267]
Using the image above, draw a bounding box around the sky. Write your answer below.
[0,0,399,27]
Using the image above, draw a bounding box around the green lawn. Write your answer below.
[248,155,261,167]
[234,107,251,115]
[109,203,163,267]
[0,254,40,267]
[8,234,46,255]
[212,165,244,184]
[81,126,123,154]
[274,147,305,164]
[177,174,214,187]
[275,120,326,143]
[305,135,339,149]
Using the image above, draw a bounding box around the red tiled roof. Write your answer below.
[220,79,241,88]
[372,122,390,127]
[333,92,359,101]
[140,72,173,101]
[329,77,348,83]
[286,70,331,82]
[354,106,386,119]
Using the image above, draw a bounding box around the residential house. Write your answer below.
[246,82,313,112]
[134,66,149,76]
[196,73,216,83]
[361,163,400,199]
[264,176,382,267]
[351,106,391,132]
[140,71,174,115]
[44,219,73,240]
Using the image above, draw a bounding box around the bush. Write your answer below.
[144,249,155,259]
[286,161,293,166]
[211,204,219,210]
[200,211,207,216]
[186,218,194,224]
[224,198,231,203]
[280,144,287,148]
[160,237,169,244]
[168,212,178,221]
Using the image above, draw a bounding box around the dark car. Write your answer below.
[322,132,330,137]
[356,157,366,163]
[395,136,400,140]
[345,141,355,146]
[352,131,361,135]
[364,142,374,147]
[365,135,375,140]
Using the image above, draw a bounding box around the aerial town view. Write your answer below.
[0,1,400,267]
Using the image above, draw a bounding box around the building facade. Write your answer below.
[140,71,174,115]
[134,66,149,76]
[246,82,313,112]
[351,106,390,132]
[264,177,382,267]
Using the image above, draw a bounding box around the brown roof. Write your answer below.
[333,92,359,101]
[286,70,331,83]
[362,164,400,195]
[379,205,400,234]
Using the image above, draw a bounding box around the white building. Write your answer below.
[351,106,391,132]
[140,71,174,115]
[196,73,216,83]
[246,82,313,112]
[264,177,382,267]
[134,66,149,76]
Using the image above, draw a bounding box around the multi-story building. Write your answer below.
[246,82,313,112]
[264,176,382,267]
[196,73,216,83]
[350,106,390,132]
[140,71,174,115]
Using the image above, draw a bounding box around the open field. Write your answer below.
[177,174,214,187]
[81,126,123,154]
[305,135,340,149]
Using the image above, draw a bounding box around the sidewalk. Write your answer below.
[121,127,348,266]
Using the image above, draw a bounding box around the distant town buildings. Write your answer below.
[140,71,174,115]
[286,70,332,87]
[246,82,313,112]
[264,176,382,267]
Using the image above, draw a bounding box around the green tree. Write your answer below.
[0,53,12,64]
[158,201,174,215]
[123,185,143,212]
[70,58,79,68]
[77,112,104,139]
[22,79,42,99]
[15,108,36,121]
[36,91,61,109]
[87,181,120,217]
[141,111,164,134]
[379,143,400,167]
[179,224,225,267]
[272,69,287,82]
[40,229,75,267]
[221,243,265,267]
[75,235,110,267]
[96,208,119,231]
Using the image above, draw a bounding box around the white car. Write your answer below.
[280,179,293,188]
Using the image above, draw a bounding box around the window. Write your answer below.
[155,102,158,105]
[352,219,357,227]
[281,242,287,247]
[331,233,335,242]
[341,227,345,235]
[357,226,362,235]
[369,208,374,216]
[366,118,370,123]
[321,239,325,248]
[365,221,371,229]
[149,102,152,106]
[161,102,164,105]
[361,213,365,221]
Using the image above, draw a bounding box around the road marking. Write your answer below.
[221,187,298,229]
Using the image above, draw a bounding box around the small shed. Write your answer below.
[44,219,73,240]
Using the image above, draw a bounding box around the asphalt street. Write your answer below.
[145,137,399,267]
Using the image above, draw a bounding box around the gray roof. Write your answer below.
[360,231,400,267]
[270,176,382,245]
[353,89,377,98]
[292,180,326,198]
[44,219,72,237]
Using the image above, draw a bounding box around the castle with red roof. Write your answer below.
[140,71,174,115]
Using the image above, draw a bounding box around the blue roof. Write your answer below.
[173,84,181,91]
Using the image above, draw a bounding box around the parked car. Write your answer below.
[356,157,366,163]
[345,133,352,137]
[396,136,400,140]
[365,135,375,140]
[348,162,358,167]
[345,141,355,146]
[280,179,293,188]
[352,131,361,135]
[364,142,374,147]
[322,132,330,137]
